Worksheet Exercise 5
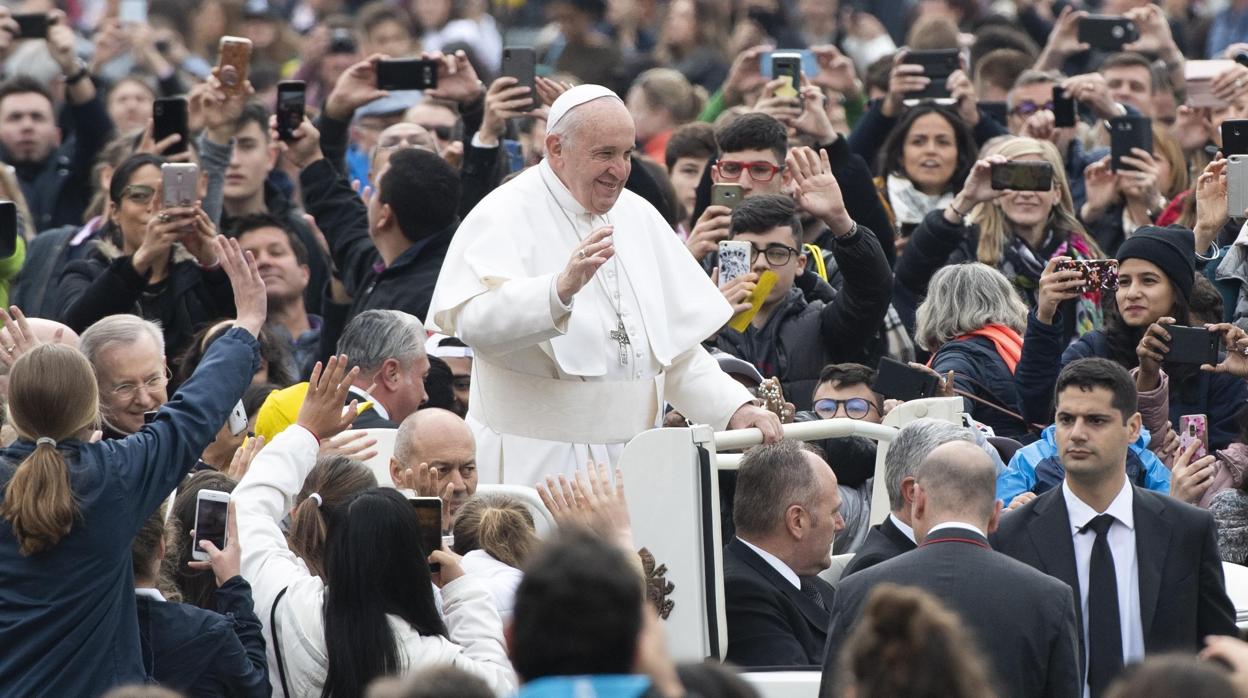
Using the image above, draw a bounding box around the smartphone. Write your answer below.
[1184,60,1235,110]
[1222,120,1248,156]
[980,101,1008,128]
[1165,325,1220,366]
[711,182,744,211]
[718,240,751,288]
[759,49,817,78]
[1179,414,1209,460]
[771,51,803,105]
[275,81,305,142]
[13,14,47,39]
[1228,154,1248,218]
[120,0,147,25]
[161,163,198,208]
[409,496,443,571]
[1052,85,1076,128]
[217,36,253,98]
[871,356,942,402]
[227,399,247,437]
[500,47,537,112]
[990,161,1054,191]
[1054,259,1119,292]
[152,97,189,155]
[1109,116,1152,172]
[901,49,959,102]
[143,410,158,424]
[1077,15,1139,51]
[192,490,230,561]
[0,201,15,259]
[376,58,438,91]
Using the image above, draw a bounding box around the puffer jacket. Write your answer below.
[997,424,1171,506]
[930,335,1026,439]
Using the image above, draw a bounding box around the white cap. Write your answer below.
[546,84,623,131]
[426,333,473,359]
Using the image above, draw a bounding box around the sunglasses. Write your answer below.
[813,397,878,420]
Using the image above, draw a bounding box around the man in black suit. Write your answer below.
[820,440,1081,698]
[335,309,431,430]
[994,358,1238,698]
[840,418,978,578]
[724,440,844,667]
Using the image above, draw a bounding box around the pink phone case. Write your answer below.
[1179,414,1208,460]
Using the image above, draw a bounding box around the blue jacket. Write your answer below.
[517,675,660,698]
[930,335,1026,439]
[0,328,259,697]
[997,425,1171,505]
[1014,310,1248,450]
[137,576,268,697]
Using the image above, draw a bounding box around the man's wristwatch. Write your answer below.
[64,61,91,85]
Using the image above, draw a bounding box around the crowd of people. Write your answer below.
[4,0,1248,696]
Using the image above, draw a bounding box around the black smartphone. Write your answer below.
[871,356,942,402]
[13,14,47,39]
[1077,15,1139,51]
[275,81,305,142]
[376,58,438,91]
[1223,120,1248,156]
[500,47,537,113]
[409,496,443,572]
[0,201,16,258]
[1052,85,1076,128]
[771,51,803,109]
[980,101,1008,128]
[991,161,1054,191]
[143,410,159,424]
[152,97,189,155]
[1109,116,1152,172]
[1165,326,1220,366]
[901,49,959,101]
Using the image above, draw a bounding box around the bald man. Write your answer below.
[390,407,478,531]
[821,441,1080,698]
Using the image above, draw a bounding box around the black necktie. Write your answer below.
[1083,513,1123,698]
[800,577,827,612]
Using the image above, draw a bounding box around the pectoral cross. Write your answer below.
[609,319,631,366]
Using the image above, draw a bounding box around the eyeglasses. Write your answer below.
[716,160,784,182]
[451,376,470,391]
[377,134,434,151]
[748,243,801,266]
[108,367,171,401]
[813,397,878,420]
[120,184,157,205]
[1010,100,1053,117]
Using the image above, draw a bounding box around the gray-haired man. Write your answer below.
[335,309,430,428]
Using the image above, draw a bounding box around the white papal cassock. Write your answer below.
[427,158,754,485]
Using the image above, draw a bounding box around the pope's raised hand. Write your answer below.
[556,226,615,306]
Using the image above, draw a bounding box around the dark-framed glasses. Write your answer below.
[748,243,800,266]
[814,397,877,420]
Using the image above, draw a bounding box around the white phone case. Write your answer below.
[1228,155,1248,219]
[161,163,198,208]
[718,240,752,288]
[192,491,230,561]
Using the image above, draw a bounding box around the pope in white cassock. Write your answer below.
[428,84,782,485]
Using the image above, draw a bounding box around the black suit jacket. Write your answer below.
[820,527,1080,698]
[723,538,834,668]
[993,486,1238,664]
[347,394,398,430]
[840,515,916,579]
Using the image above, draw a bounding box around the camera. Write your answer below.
[328,28,357,55]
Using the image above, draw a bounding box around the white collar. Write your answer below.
[888,513,917,544]
[1063,477,1135,534]
[348,385,389,420]
[539,159,598,221]
[135,587,166,602]
[737,537,801,590]
[927,521,988,539]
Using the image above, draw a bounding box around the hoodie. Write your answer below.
[997,424,1171,506]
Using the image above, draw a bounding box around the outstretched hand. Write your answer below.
[538,462,634,550]
[214,236,267,338]
[0,306,64,369]
[787,146,851,235]
[556,226,615,305]
[187,501,242,587]
[296,355,359,441]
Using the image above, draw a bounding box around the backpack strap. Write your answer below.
[270,586,292,697]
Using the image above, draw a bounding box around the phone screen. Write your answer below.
[0,201,16,258]
[410,497,443,570]
[14,14,47,39]
[153,97,189,155]
[276,82,306,142]
[1052,86,1076,128]
[377,59,438,91]
[194,496,229,552]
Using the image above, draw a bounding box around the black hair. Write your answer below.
[105,153,166,246]
[1054,358,1138,423]
[511,528,643,681]
[176,321,296,388]
[969,26,1039,71]
[0,76,55,113]
[226,212,310,266]
[715,113,787,166]
[420,356,457,412]
[235,102,271,141]
[378,148,461,243]
[877,105,976,194]
[162,471,238,609]
[321,488,448,697]
[816,363,876,391]
[1100,277,1198,404]
[729,194,802,246]
[243,382,277,418]
[665,122,717,170]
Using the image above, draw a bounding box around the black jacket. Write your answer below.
[992,487,1239,661]
[57,242,236,361]
[838,516,915,579]
[821,527,1081,698]
[136,576,269,697]
[11,221,101,319]
[715,226,893,410]
[723,537,834,668]
[930,335,1028,439]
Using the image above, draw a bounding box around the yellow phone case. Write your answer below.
[728,270,778,332]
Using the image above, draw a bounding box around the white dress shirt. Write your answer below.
[926,521,988,539]
[1063,479,1144,698]
[348,385,389,421]
[889,513,917,544]
[738,537,801,590]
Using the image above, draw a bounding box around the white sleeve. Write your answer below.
[453,273,573,356]
[437,576,519,693]
[663,345,753,430]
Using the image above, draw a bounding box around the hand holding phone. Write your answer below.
[275,81,306,142]
[192,490,230,562]
[871,356,942,401]
[500,47,536,112]
[13,13,47,39]
[1162,325,1220,366]
[409,496,444,571]
[161,163,198,208]
[1077,15,1139,51]
[1178,414,1209,460]
[711,183,744,211]
[990,161,1054,191]
[1109,116,1152,172]
[718,240,751,288]
[152,97,189,155]
[1052,85,1076,128]
[376,58,439,91]
[217,36,253,98]
[901,49,959,102]
[771,52,803,105]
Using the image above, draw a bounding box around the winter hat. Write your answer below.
[1115,225,1196,300]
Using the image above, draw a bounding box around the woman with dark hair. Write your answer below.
[163,470,238,611]
[57,153,236,362]
[874,104,978,242]
[235,357,515,696]
[176,318,297,389]
[1017,225,1248,451]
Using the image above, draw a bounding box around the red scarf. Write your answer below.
[956,324,1023,374]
